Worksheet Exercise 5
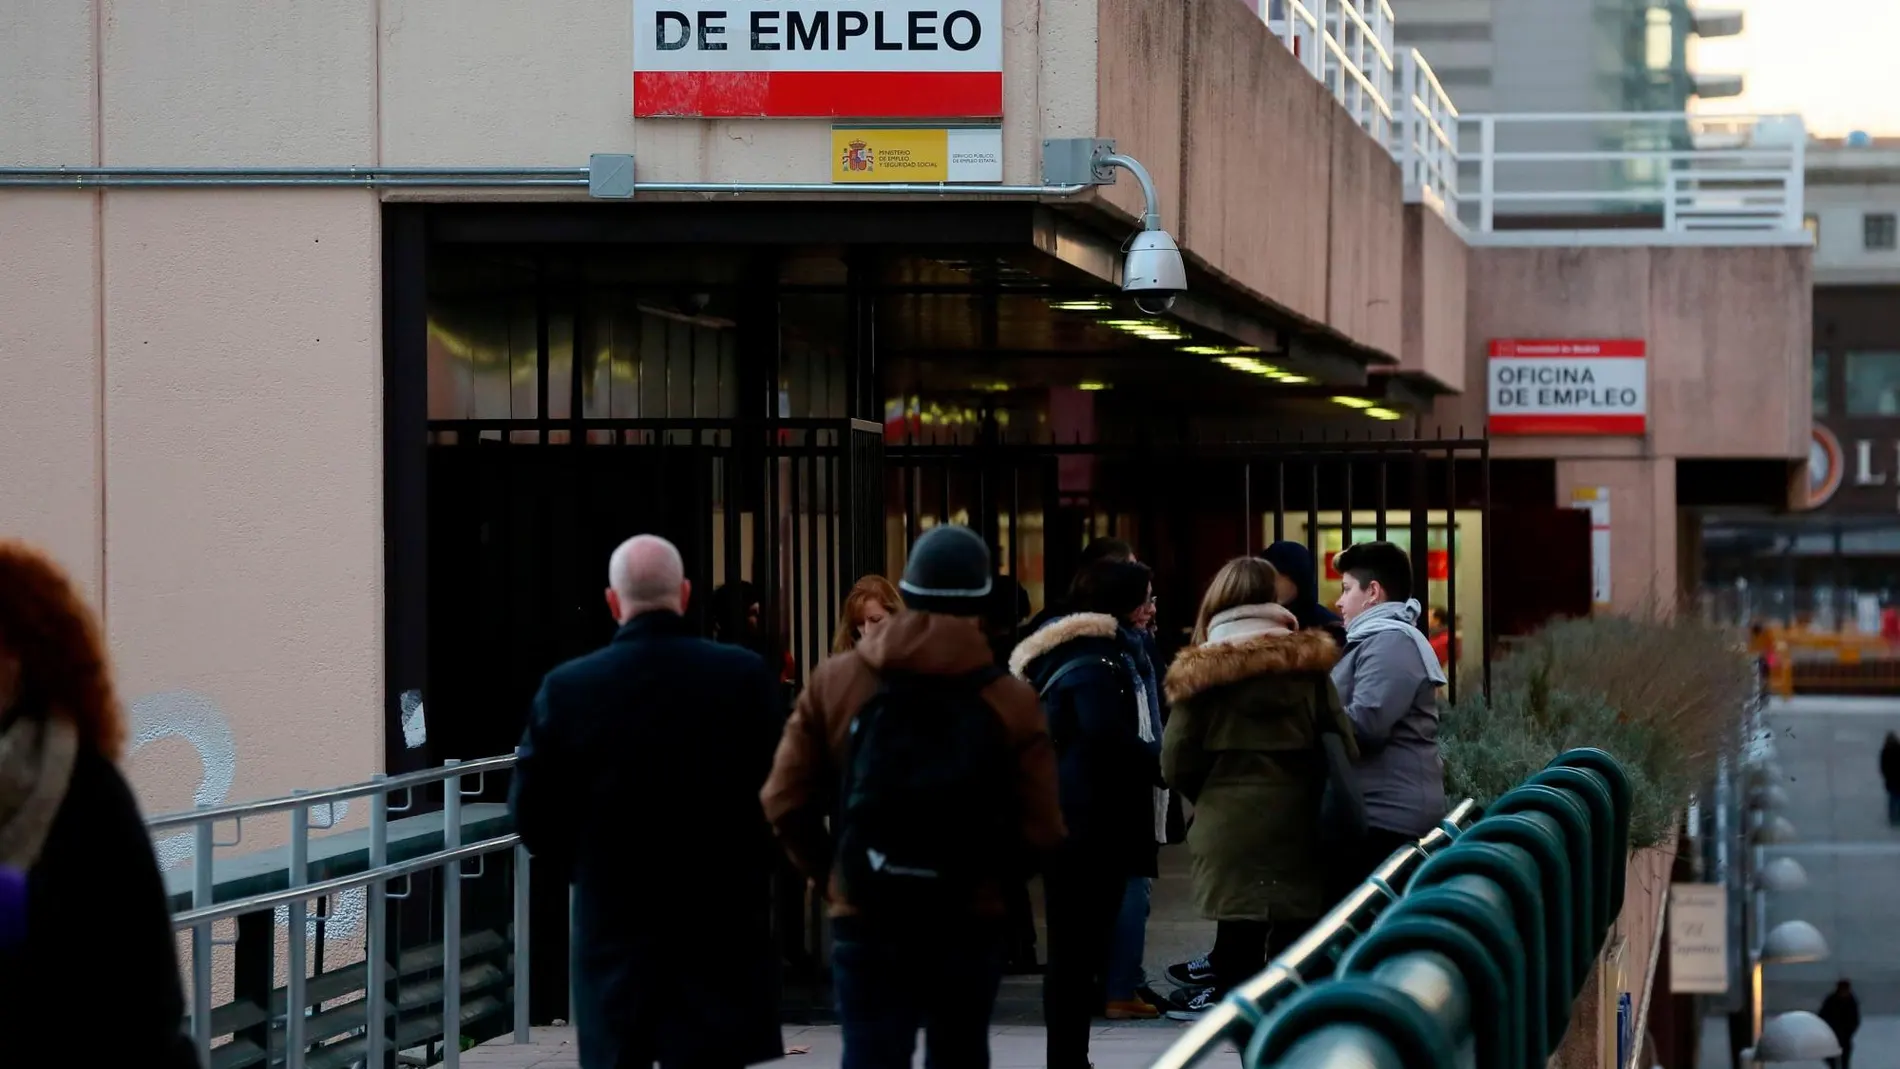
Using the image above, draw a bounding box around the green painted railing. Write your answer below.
[1151,747,1633,1069]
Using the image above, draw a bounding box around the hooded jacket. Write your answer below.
[761,611,1064,918]
[1010,613,1163,877]
[1261,541,1346,646]
[1162,604,1357,922]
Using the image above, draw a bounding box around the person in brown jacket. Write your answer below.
[762,525,1064,1069]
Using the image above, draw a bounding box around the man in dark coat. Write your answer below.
[511,534,784,1069]
[1819,979,1860,1069]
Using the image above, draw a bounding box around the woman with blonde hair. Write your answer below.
[831,574,904,654]
[0,540,199,1065]
[1158,556,1360,1017]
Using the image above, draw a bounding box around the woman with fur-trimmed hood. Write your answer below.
[0,541,200,1066]
[1010,558,1161,1069]
[1161,557,1358,1009]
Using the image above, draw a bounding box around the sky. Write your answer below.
[1690,0,1900,136]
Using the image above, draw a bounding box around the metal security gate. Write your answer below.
[423,415,883,1022]
[886,429,1493,701]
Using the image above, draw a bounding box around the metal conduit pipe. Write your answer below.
[0,166,1087,196]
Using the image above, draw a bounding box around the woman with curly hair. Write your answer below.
[0,540,199,1065]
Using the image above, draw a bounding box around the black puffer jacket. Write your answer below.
[1010,613,1161,877]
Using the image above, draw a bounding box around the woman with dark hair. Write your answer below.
[1009,559,1163,1069]
[0,540,200,1067]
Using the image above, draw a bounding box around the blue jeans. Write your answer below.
[832,923,1005,1069]
[1107,876,1152,1000]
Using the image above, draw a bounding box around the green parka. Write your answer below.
[1161,604,1358,923]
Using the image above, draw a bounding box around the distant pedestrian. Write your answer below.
[1328,541,1448,900]
[832,575,904,654]
[762,525,1064,1069]
[1261,540,1346,647]
[1010,558,1164,1069]
[1819,979,1860,1069]
[511,535,784,1069]
[1159,557,1359,1017]
[1881,733,1900,827]
[0,541,200,1068]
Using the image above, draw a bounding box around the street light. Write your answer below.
[1748,1011,1842,1063]
[1751,816,1799,845]
[1757,857,1809,893]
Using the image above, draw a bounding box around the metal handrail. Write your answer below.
[1151,798,1481,1069]
[157,757,529,1069]
[146,753,517,832]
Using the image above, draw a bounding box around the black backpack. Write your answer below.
[835,666,1016,915]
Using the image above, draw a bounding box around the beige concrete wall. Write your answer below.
[1439,246,1812,462]
[105,191,384,817]
[0,0,388,827]
[1398,205,1469,392]
[1096,0,1405,355]
[1557,458,1679,615]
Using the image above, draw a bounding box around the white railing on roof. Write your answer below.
[1457,112,1807,241]
[1394,50,1459,212]
[1255,0,1808,244]
[1266,0,1399,145]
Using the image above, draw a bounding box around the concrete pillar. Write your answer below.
[1555,457,1679,616]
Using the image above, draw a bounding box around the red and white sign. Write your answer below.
[633,0,1004,118]
[1487,339,1648,436]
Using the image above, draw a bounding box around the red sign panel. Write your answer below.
[633,1,1005,118]
[1487,338,1648,436]
[1323,549,1448,581]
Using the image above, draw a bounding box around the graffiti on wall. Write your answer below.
[129,691,365,941]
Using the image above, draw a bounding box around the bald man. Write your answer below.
[510,535,784,1069]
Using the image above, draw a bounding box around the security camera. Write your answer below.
[1122,228,1186,317]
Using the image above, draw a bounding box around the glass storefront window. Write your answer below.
[1845,351,1900,416]
[1813,351,1829,416]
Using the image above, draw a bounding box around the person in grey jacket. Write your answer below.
[1326,541,1448,902]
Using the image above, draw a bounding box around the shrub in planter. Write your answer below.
[1441,612,1752,849]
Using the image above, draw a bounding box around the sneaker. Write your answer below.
[1104,999,1161,1020]
[1165,986,1222,1021]
[1166,956,1217,988]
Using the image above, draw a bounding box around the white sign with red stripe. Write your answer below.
[1487,339,1647,436]
[633,0,1004,119]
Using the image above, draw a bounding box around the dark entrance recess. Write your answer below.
[382,203,1500,1024]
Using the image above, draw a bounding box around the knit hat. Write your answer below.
[899,526,993,614]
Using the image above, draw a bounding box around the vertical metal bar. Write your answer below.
[514,843,533,1042]
[790,455,805,678]
[1376,453,1389,540]
[1243,461,1254,556]
[1409,450,1431,627]
[1307,459,1321,563]
[368,776,389,1069]
[1274,460,1286,545]
[192,813,215,1062]
[444,761,464,1069]
[1479,117,1497,231]
[827,434,841,648]
[1343,454,1355,548]
[806,447,822,681]
[1010,465,1022,639]
[903,447,918,549]
[1480,439,1493,700]
[288,795,310,1069]
[1445,446,1459,704]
